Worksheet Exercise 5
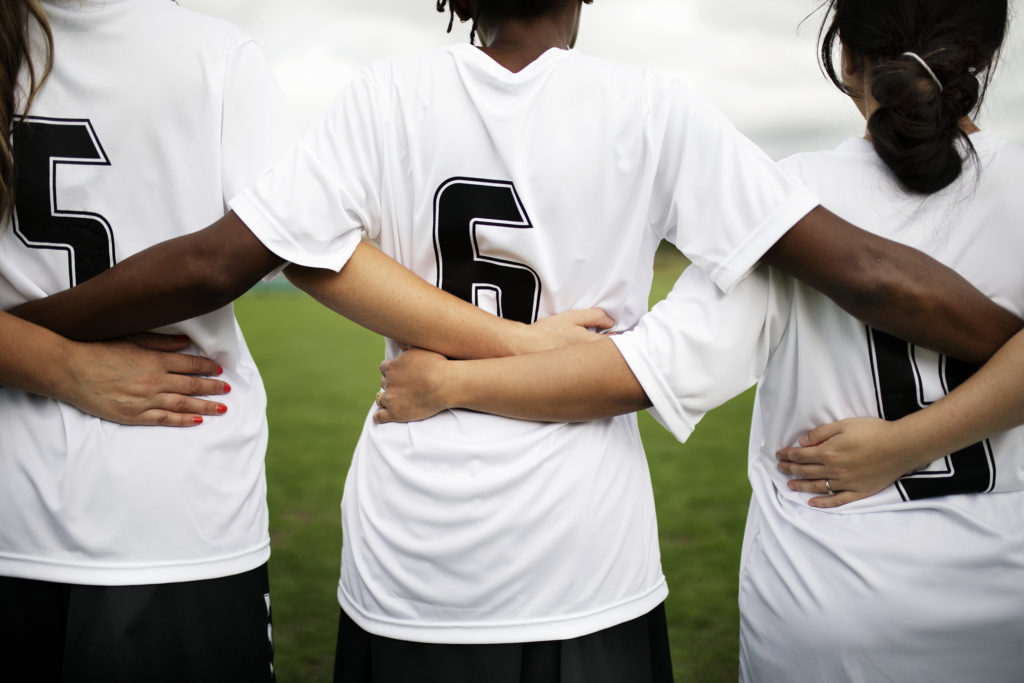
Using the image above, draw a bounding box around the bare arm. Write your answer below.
[10,211,611,357]
[375,338,650,423]
[286,244,612,359]
[0,311,228,426]
[10,212,282,340]
[763,206,1022,364]
[777,326,1024,507]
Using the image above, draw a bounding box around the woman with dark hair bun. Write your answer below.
[375,1,1024,679]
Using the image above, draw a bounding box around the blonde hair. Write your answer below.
[1,0,54,220]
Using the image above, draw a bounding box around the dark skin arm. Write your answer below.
[10,212,610,359]
[10,207,1020,365]
[761,206,1021,365]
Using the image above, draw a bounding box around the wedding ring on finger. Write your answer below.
[375,390,385,409]
[825,479,835,496]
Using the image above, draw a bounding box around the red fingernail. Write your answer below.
[177,335,190,343]
[216,404,228,414]
[193,415,204,424]
[217,366,224,375]
[222,382,231,394]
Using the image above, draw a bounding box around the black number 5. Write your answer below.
[868,327,996,500]
[433,178,541,324]
[13,116,115,286]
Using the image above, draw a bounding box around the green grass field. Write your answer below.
[234,247,754,681]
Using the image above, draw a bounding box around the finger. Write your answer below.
[156,394,228,417]
[776,445,821,464]
[574,307,615,331]
[777,461,826,479]
[158,352,223,378]
[127,333,192,351]
[162,374,231,397]
[786,477,832,496]
[374,408,395,424]
[809,491,861,509]
[798,421,844,447]
[129,409,210,428]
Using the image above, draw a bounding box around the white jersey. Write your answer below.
[0,0,295,585]
[614,132,1024,681]
[232,43,817,643]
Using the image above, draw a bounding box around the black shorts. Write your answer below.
[333,602,674,683]
[0,563,275,683]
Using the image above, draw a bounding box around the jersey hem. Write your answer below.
[336,579,669,645]
[0,543,270,586]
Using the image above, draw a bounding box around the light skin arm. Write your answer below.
[777,326,1024,507]
[375,338,649,423]
[10,212,612,357]
[0,310,228,426]
[378,204,1021,425]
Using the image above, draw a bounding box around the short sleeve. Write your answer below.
[612,264,786,442]
[654,84,819,293]
[229,68,384,272]
[220,39,298,202]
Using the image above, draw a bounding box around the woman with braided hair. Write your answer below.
[376,0,1024,679]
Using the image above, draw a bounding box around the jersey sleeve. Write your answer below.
[219,39,298,203]
[654,84,819,293]
[229,68,384,272]
[612,264,789,442]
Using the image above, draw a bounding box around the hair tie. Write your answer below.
[902,51,944,92]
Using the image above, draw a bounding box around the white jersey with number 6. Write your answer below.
[232,43,818,643]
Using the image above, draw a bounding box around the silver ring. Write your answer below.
[825,479,835,496]
[375,390,385,408]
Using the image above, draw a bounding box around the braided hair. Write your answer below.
[436,1,593,45]
[818,0,1008,194]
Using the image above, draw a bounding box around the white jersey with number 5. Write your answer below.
[232,44,818,643]
[614,132,1024,681]
[0,0,295,585]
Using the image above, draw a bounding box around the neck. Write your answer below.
[474,5,580,73]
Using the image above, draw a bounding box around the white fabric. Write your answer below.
[233,44,818,643]
[614,132,1024,680]
[0,0,295,584]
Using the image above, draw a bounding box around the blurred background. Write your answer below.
[190,0,1023,159]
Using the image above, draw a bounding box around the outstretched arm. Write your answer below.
[0,311,228,426]
[777,327,1024,507]
[374,338,649,424]
[10,211,611,358]
[763,206,1021,365]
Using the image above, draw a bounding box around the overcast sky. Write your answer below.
[187,0,1023,160]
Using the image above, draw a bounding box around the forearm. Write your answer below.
[435,338,649,421]
[10,212,282,340]
[764,206,1021,364]
[891,327,1024,460]
[0,311,78,399]
[286,242,535,360]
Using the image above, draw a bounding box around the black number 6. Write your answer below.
[433,178,541,324]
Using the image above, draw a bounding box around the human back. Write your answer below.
[230,0,817,647]
[0,0,293,591]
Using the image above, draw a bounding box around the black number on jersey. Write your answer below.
[867,327,996,500]
[12,116,115,287]
[433,178,540,324]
